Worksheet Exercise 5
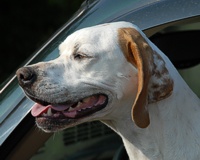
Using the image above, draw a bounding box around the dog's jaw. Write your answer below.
[31,94,109,132]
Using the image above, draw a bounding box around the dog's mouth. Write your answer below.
[31,94,108,120]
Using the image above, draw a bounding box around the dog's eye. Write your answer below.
[74,53,84,60]
[74,53,88,60]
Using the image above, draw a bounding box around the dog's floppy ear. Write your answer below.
[118,27,173,128]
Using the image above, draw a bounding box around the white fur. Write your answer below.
[23,22,200,159]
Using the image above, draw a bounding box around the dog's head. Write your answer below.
[16,22,173,132]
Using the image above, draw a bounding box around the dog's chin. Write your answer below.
[35,117,79,133]
[31,94,109,132]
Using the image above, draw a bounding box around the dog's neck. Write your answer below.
[103,70,200,160]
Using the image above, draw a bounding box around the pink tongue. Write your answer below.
[31,104,49,117]
[31,95,107,117]
[31,103,71,117]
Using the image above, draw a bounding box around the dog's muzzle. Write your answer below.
[16,67,109,132]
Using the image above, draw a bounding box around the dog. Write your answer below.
[16,21,200,160]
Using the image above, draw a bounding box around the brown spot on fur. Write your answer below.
[149,51,174,103]
[151,83,160,89]
[118,27,173,128]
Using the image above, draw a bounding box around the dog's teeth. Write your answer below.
[69,102,82,112]
[68,107,74,111]
[77,102,82,107]
[42,113,47,116]
[47,108,53,116]
[82,97,90,103]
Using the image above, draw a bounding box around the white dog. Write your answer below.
[16,21,200,160]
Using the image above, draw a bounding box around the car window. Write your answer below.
[179,65,200,97]
[0,0,199,158]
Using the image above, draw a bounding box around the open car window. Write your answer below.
[0,0,200,159]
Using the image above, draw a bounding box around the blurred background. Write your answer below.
[0,0,84,83]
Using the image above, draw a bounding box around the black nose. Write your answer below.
[16,67,37,87]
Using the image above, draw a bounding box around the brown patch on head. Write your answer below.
[118,27,173,128]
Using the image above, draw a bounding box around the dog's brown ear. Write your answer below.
[118,27,173,128]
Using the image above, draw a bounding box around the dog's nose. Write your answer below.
[16,67,37,87]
